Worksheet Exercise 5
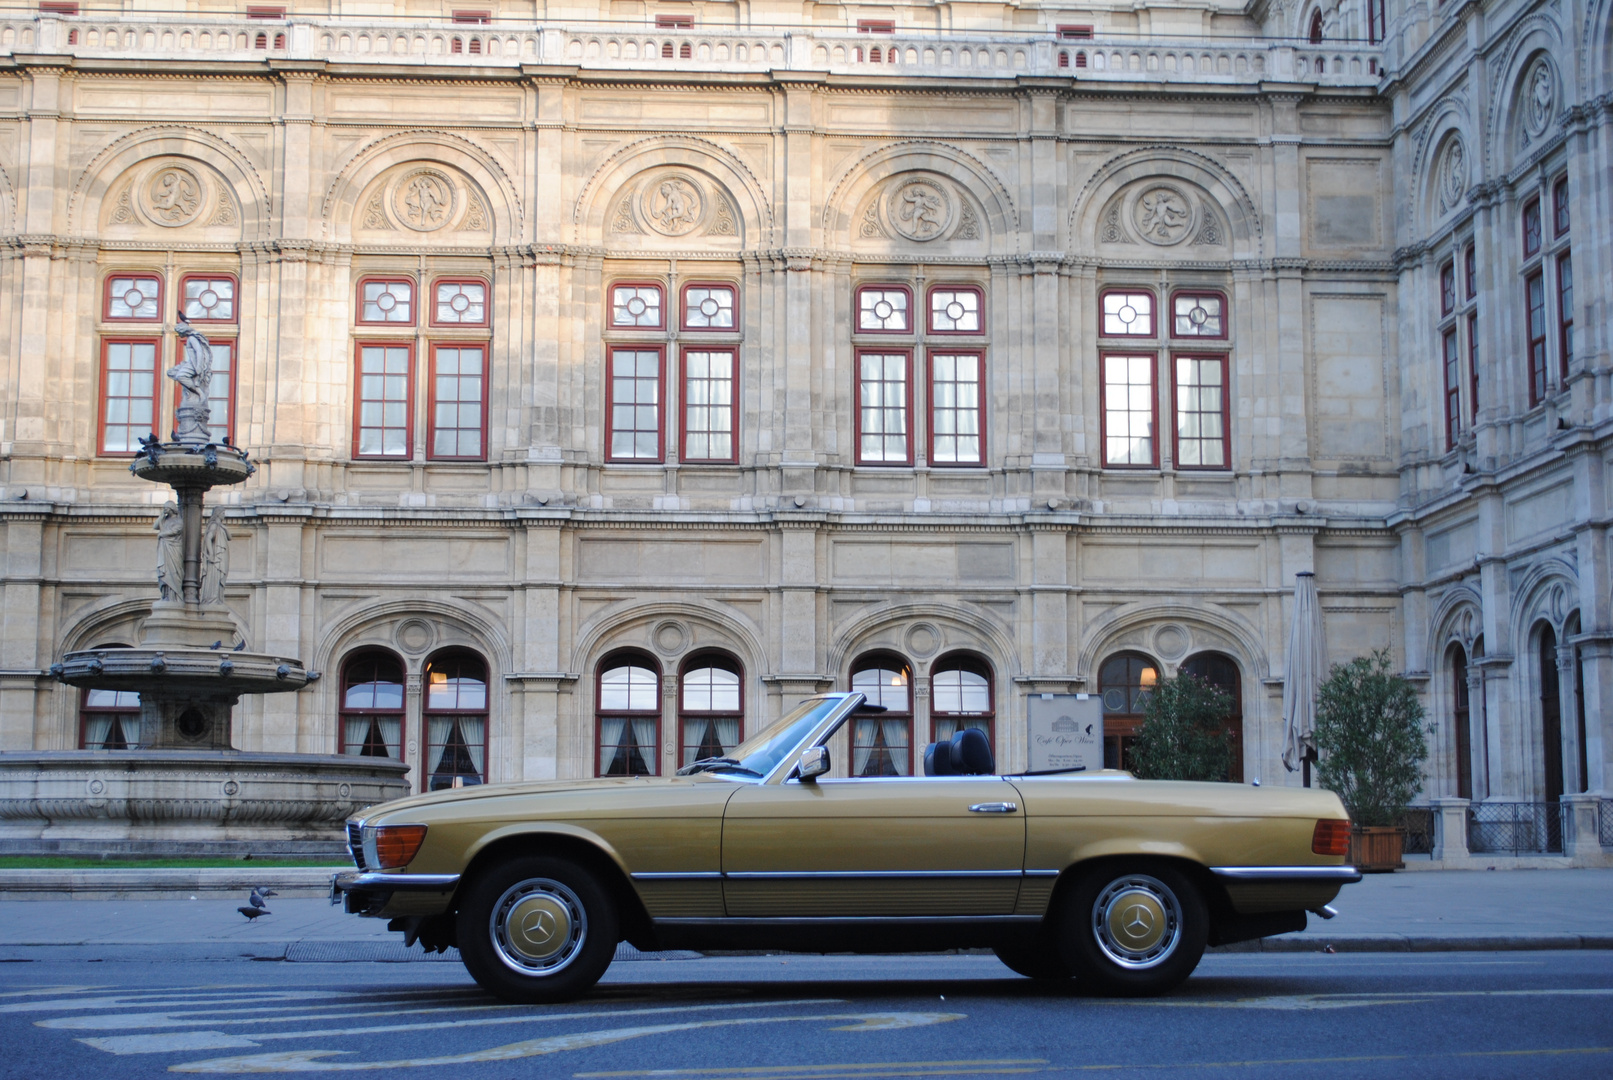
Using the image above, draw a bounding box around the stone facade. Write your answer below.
[0,0,1607,817]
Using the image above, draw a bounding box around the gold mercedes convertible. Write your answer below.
[332,692,1359,1002]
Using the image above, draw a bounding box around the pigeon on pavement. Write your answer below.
[237,905,269,920]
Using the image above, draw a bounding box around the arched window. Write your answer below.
[340,650,405,761]
[1308,9,1323,43]
[424,650,488,790]
[930,653,993,748]
[1537,623,1562,804]
[1098,651,1158,771]
[679,654,743,768]
[850,655,912,776]
[598,652,661,776]
[1181,651,1243,782]
[79,644,141,749]
[1448,643,1472,799]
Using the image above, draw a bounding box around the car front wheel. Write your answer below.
[1057,863,1207,996]
[456,855,619,1003]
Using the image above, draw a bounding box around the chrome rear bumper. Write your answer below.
[1209,865,1363,884]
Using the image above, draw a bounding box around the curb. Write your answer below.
[1210,933,1613,953]
[0,867,347,900]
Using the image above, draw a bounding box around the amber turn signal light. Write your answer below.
[1312,818,1351,857]
[372,824,428,870]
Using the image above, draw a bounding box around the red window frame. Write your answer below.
[356,276,416,327]
[1099,351,1158,469]
[1464,243,1477,301]
[926,349,985,467]
[338,650,406,762]
[103,273,164,322]
[848,654,913,776]
[854,283,914,335]
[40,1,80,13]
[99,337,162,456]
[1467,312,1479,422]
[1367,0,1384,42]
[423,649,490,791]
[1169,289,1228,340]
[678,346,738,464]
[1522,197,1542,259]
[926,284,985,336]
[1439,260,1456,317]
[1170,353,1230,471]
[597,651,662,777]
[171,336,237,445]
[656,13,693,28]
[352,341,416,460]
[857,19,895,32]
[426,342,488,462]
[1552,176,1569,238]
[608,281,667,331]
[428,277,490,328]
[1525,271,1547,407]
[679,281,740,333]
[1556,251,1573,380]
[1099,287,1156,338]
[677,652,744,770]
[178,272,239,325]
[451,9,490,22]
[854,348,914,466]
[245,4,286,16]
[1442,328,1461,450]
[1057,23,1093,38]
[929,652,994,748]
[79,684,141,749]
[605,344,666,463]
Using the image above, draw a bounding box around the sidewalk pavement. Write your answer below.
[0,868,1609,962]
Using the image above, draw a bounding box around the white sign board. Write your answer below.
[1027,694,1104,773]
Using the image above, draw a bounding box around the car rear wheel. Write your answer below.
[1057,863,1207,996]
[456,855,619,1003]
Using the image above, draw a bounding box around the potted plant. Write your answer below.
[1312,648,1432,871]
[1129,673,1236,782]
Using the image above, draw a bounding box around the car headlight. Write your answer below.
[362,824,428,871]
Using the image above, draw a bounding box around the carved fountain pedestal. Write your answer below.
[0,322,408,857]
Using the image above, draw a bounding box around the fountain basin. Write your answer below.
[56,647,309,696]
[0,750,409,848]
[129,441,254,490]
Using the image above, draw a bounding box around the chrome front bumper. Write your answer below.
[329,869,461,913]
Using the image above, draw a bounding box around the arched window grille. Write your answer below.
[679,654,743,768]
[339,650,405,761]
[1180,651,1243,782]
[424,650,488,790]
[850,655,912,776]
[1098,651,1158,771]
[598,653,661,776]
[930,653,993,747]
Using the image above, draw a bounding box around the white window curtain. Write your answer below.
[853,717,911,776]
[426,718,453,775]
[458,717,486,777]
[683,716,741,766]
[343,717,402,759]
[598,716,658,774]
[83,715,113,749]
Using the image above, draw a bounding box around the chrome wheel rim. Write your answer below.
[1091,874,1181,970]
[489,877,586,977]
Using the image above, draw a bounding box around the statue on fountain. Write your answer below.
[170,314,214,445]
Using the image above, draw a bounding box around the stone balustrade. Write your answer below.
[0,15,1383,88]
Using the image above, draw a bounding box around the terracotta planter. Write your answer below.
[1349,825,1405,872]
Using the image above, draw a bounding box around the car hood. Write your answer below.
[353,773,727,819]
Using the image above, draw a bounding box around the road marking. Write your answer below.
[78,998,845,1054]
[1112,986,1613,1010]
[576,1061,1049,1077]
[169,1012,965,1073]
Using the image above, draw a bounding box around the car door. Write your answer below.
[720,774,1026,917]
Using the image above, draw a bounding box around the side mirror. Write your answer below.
[796,746,830,782]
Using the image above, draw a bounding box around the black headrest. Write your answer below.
[923,740,957,777]
[952,727,995,775]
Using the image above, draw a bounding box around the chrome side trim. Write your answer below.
[631,872,724,881]
[1023,869,1062,878]
[723,870,1024,880]
[331,870,461,892]
[1210,866,1363,884]
[967,802,1018,813]
[654,915,1042,928]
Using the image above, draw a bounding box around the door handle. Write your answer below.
[968,802,1018,813]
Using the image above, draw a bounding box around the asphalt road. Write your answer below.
[1,951,1610,1080]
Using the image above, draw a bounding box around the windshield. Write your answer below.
[723,696,842,779]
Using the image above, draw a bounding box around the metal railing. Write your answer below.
[1467,801,1565,856]
[1399,807,1434,856]
[1601,799,1613,850]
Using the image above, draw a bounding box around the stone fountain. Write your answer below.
[0,316,409,856]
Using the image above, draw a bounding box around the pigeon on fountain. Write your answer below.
[233,640,247,652]
[210,641,223,650]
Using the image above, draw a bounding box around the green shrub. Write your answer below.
[1129,673,1236,782]
[1313,649,1432,827]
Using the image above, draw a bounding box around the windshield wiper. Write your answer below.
[676,756,759,776]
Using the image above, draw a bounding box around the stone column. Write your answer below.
[662,672,680,776]
[1466,663,1489,801]
[1430,797,1470,861]
[405,670,423,793]
[1558,642,1582,794]
[1560,793,1602,860]
[1576,638,1612,795]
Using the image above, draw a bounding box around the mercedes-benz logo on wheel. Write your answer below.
[521,909,557,946]
[1122,904,1155,939]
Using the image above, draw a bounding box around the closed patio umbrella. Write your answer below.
[1281,571,1327,785]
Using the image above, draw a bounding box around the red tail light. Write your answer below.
[1312,818,1351,857]
[372,825,428,870]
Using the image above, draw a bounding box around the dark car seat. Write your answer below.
[922,727,995,777]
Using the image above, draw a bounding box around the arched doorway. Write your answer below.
[1180,651,1243,782]
[1098,651,1158,771]
[1537,623,1563,804]
[1448,643,1472,799]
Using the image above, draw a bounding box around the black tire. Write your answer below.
[456,855,619,1004]
[993,935,1074,980]
[1056,863,1207,996]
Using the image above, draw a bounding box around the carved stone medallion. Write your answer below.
[1522,60,1554,144]
[1132,185,1194,245]
[1437,136,1467,215]
[144,164,206,227]
[394,168,456,231]
[884,177,954,241]
[643,175,705,236]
